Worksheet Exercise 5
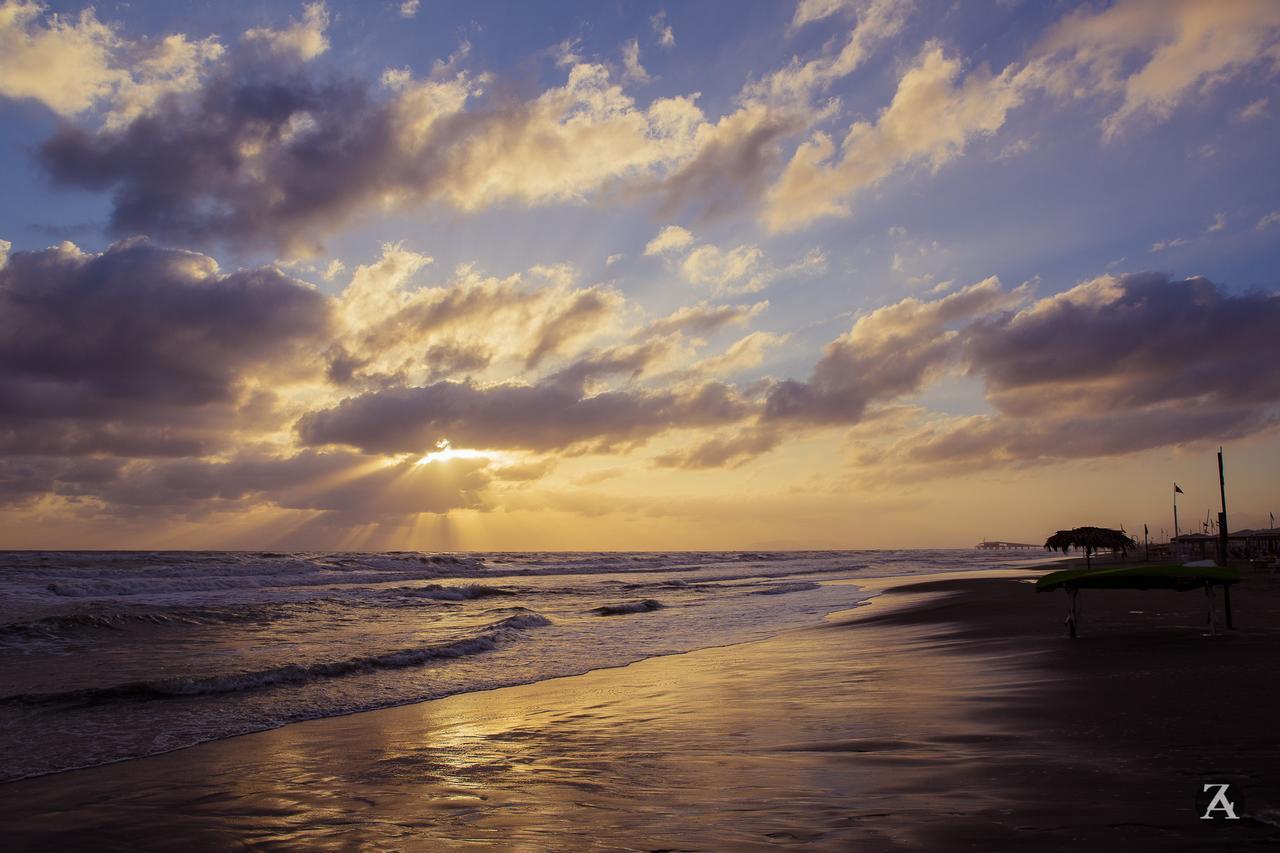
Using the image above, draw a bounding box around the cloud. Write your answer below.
[38,59,443,255]
[967,272,1280,416]
[422,341,492,382]
[1033,0,1280,140]
[763,45,1026,232]
[650,10,675,48]
[644,104,808,221]
[783,271,1280,475]
[752,0,910,105]
[38,49,715,254]
[761,1,1280,233]
[1207,213,1227,233]
[646,225,823,294]
[1235,96,1269,121]
[644,225,695,255]
[0,0,224,127]
[684,331,789,378]
[400,0,420,20]
[791,0,858,30]
[523,287,620,368]
[0,1,120,115]
[0,239,332,457]
[1256,211,1280,230]
[622,38,649,83]
[878,404,1275,475]
[849,273,1280,473]
[538,296,777,393]
[545,339,679,392]
[764,277,1024,424]
[296,379,750,455]
[1149,236,1187,252]
[680,243,768,293]
[639,300,768,339]
[0,449,492,520]
[332,245,625,387]
[243,1,330,61]
[490,458,557,482]
[653,426,782,469]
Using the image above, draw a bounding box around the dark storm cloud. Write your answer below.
[0,456,124,507]
[967,273,1280,415]
[0,449,490,519]
[0,239,332,456]
[30,35,732,256]
[872,273,1280,469]
[38,66,402,256]
[747,272,1280,471]
[296,379,750,455]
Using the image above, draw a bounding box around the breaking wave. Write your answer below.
[752,582,822,595]
[2,609,551,707]
[591,599,665,616]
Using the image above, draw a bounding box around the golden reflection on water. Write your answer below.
[3,587,1043,850]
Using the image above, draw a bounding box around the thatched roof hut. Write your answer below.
[1044,526,1138,569]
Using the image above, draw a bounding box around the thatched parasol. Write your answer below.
[1044,526,1138,569]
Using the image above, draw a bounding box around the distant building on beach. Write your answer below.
[975,540,1039,550]
[1173,528,1280,561]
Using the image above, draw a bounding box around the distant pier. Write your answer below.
[976,540,1038,550]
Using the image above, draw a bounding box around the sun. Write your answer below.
[415,438,500,465]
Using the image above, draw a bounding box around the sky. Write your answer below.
[0,0,1278,550]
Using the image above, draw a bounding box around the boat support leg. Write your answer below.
[1205,582,1216,636]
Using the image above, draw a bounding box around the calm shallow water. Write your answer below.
[0,549,1051,781]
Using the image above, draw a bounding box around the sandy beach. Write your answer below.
[4,565,1279,850]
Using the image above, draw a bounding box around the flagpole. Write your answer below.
[1173,483,1180,538]
[1217,448,1229,566]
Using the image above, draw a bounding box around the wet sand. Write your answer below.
[4,566,1279,850]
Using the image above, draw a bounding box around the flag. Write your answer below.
[1174,483,1184,494]
[1144,523,1149,538]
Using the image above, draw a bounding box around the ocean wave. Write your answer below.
[0,606,262,640]
[385,584,515,602]
[591,599,665,616]
[0,609,551,707]
[751,582,821,595]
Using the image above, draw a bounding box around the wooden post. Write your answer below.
[1223,584,1233,630]
[1205,582,1216,636]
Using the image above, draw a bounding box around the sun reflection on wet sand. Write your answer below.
[0,582,1048,850]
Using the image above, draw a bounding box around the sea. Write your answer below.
[0,549,1053,782]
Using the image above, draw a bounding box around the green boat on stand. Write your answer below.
[1036,564,1242,637]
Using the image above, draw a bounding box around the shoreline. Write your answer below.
[0,555,1056,786]
[5,565,1277,849]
